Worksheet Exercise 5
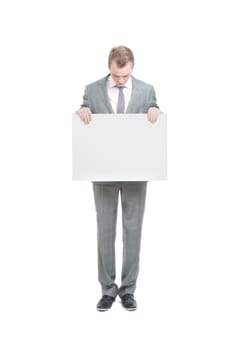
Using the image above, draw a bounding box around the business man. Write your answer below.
[77,46,160,311]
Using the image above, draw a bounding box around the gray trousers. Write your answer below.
[93,182,147,298]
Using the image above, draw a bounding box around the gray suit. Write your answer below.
[81,75,159,298]
[81,75,159,113]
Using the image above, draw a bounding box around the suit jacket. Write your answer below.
[81,74,159,113]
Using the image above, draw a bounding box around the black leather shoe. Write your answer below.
[97,295,115,311]
[121,294,137,311]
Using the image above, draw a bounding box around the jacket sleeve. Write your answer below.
[148,86,159,109]
[80,86,92,109]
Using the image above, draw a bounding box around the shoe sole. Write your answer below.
[121,305,137,311]
[97,307,110,311]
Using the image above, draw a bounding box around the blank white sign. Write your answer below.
[72,113,167,181]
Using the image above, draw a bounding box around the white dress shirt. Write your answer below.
[106,75,132,113]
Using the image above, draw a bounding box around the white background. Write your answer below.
[0,0,232,349]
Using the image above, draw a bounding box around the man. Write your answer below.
[77,46,160,311]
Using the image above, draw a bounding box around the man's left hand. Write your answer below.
[147,107,160,123]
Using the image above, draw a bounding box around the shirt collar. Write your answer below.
[107,75,132,89]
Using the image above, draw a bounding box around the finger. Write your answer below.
[148,115,156,124]
[86,111,92,123]
[147,114,153,123]
[85,114,90,124]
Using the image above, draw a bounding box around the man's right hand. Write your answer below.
[76,107,92,124]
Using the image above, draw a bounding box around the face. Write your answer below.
[109,60,134,87]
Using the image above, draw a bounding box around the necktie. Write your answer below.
[116,87,125,113]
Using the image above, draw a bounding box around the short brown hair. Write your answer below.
[108,46,135,68]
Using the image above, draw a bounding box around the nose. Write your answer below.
[118,77,125,85]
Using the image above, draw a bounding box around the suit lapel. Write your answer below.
[126,77,140,113]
